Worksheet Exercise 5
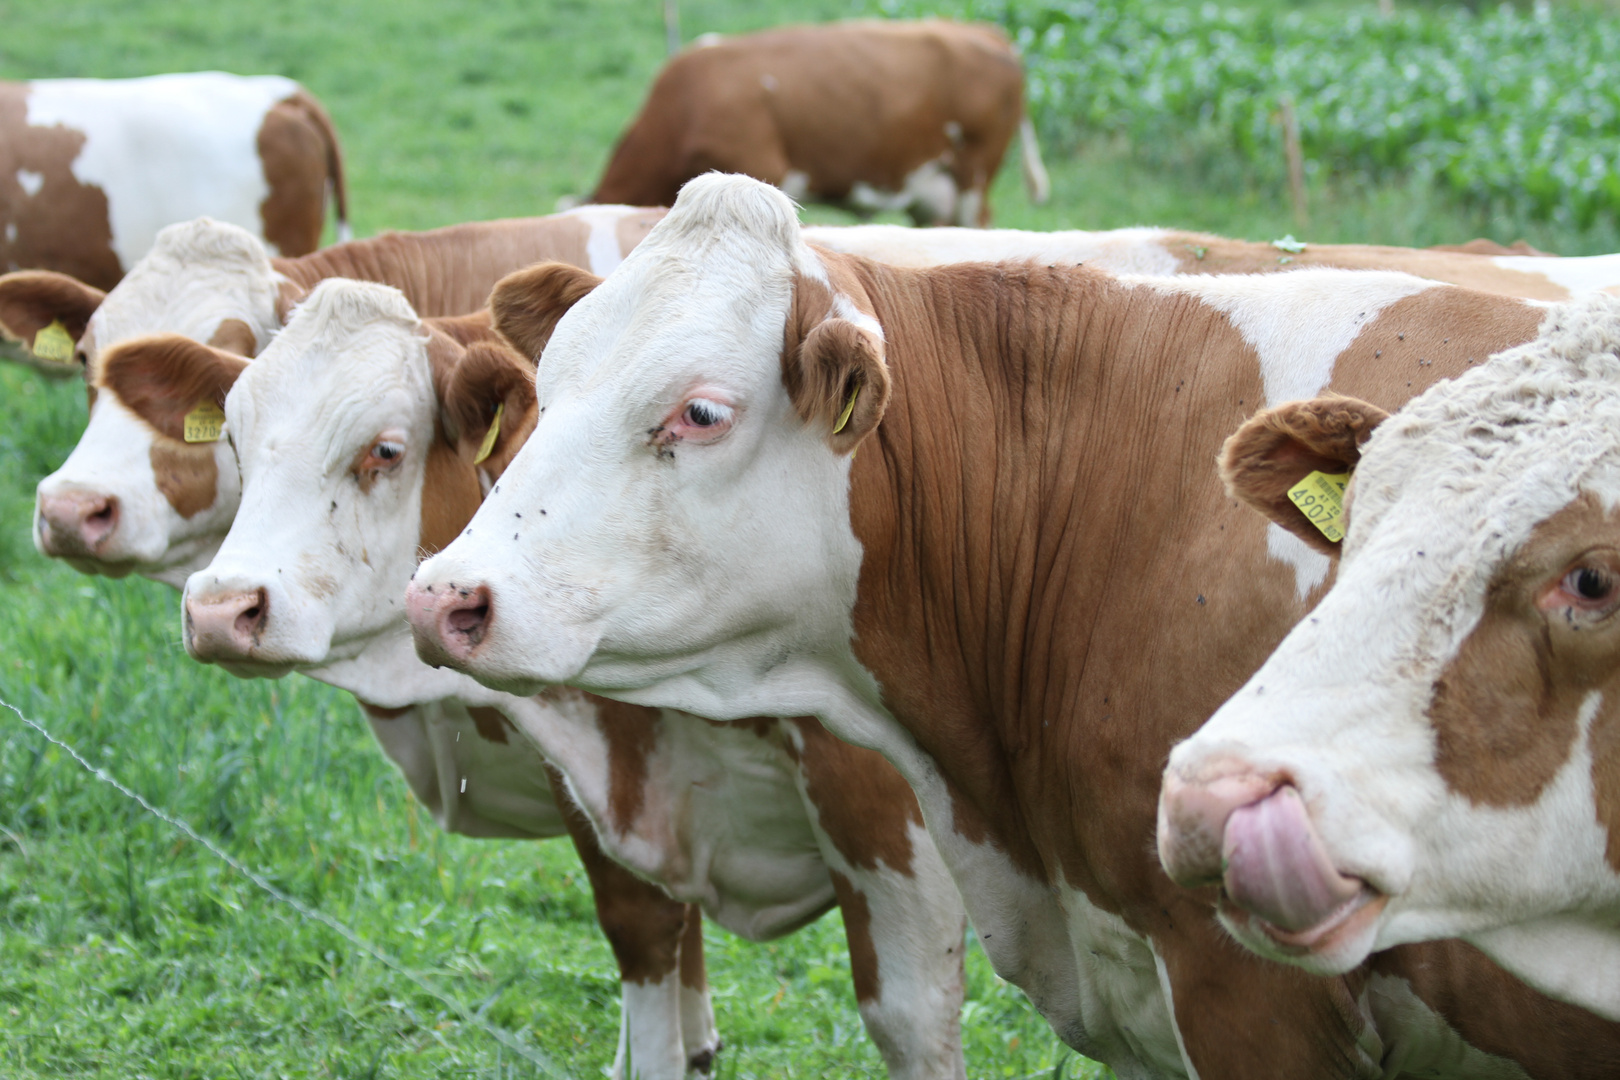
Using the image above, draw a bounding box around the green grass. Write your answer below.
[6,0,1620,1076]
[0,2,1111,1076]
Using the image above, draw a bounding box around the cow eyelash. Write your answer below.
[683,399,731,427]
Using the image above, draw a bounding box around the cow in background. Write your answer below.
[1,73,350,291]
[585,20,1047,226]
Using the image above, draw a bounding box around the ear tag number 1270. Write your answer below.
[32,320,75,364]
[184,402,226,443]
[1287,470,1350,543]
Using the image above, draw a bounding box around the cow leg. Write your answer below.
[787,720,968,1080]
[677,904,721,1074]
[551,765,698,1080]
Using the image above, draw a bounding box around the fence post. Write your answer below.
[665,0,681,55]
[1280,96,1309,230]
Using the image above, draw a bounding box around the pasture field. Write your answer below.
[3,0,1620,1077]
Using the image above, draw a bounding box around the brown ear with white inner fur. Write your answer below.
[97,334,250,444]
[0,270,106,351]
[1220,394,1390,556]
[489,261,603,361]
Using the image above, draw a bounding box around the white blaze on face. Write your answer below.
[84,217,281,359]
[1168,293,1620,1016]
[35,390,240,586]
[25,74,299,267]
[413,176,865,717]
[34,219,281,584]
[185,280,436,670]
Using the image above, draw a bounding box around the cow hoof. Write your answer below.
[687,1039,722,1075]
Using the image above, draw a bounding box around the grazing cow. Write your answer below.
[587,20,1046,226]
[405,175,1620,1078]
[1,73,349,292]
[122,279,969,1077]
[1158,292,1620,1023]
[14,208,662,583]
[806,224,1620,300]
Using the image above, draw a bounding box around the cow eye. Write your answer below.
[683,399,731,428]
[1569,566,1614,603]
[374,441,403,461]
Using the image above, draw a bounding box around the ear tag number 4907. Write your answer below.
[1287,470,1349,543]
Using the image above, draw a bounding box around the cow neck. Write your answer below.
[838,259,1550,912]
[272,218,594,321]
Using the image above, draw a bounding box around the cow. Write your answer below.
[1,72,350,295]
[13,208,663,584]
[585,20,1047,227]
[109,279,971,1077]
[1157,291,1620,1024]
[404,174,1620,1078]
[806,223,1620,300]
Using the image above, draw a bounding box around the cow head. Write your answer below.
[27,218,284,585]
[180,279,516,682]
[1158,293,1620,1019]
[406,175,888,713]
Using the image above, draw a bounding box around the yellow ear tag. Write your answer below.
[832,383,860,435]
[473,401,504,465]
[183,401,226,443]
[32,320,75,364]
[1287,470,1350,543]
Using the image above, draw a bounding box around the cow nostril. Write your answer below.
[234,589,269,641]
[447,603,487,633]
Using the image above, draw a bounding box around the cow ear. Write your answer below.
[490,262,602,360]
[274,278,308,325]
[0,270,106,352]
[784,316,891,454]
[98,334,250,443]
[1220,394,1391,556]
[440,341,538,481]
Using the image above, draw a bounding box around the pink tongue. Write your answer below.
[1222,786,1361,932]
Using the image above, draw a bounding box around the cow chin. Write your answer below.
[1217,889,1389,976]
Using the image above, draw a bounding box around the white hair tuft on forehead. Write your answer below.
[146,217,272,269]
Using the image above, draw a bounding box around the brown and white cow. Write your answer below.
[1158,292,1620,1023]
[406,175,1620,1078]
[12,208,663,585]
[134,279,969,1077]
[587,20,1047,226]
[805,224,1620,300]
[1,73,349,293]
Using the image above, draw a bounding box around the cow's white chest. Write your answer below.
[26,73,298,268]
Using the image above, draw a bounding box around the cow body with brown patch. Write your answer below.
[588,20,1046,226]
[407,176,1620,1078]
[1159,293,1620,1024]
[0,73,349,293]
[806,223,1620,301]
[116,280,971,1077]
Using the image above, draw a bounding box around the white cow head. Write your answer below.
[406,175,889,717]
[16,218,285,585]
[180,279,525,683]
[1158,293,1620,1020]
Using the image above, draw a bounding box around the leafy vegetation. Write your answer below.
[904,0,1620,234]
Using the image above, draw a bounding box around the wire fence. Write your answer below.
[0,695,571,1079]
